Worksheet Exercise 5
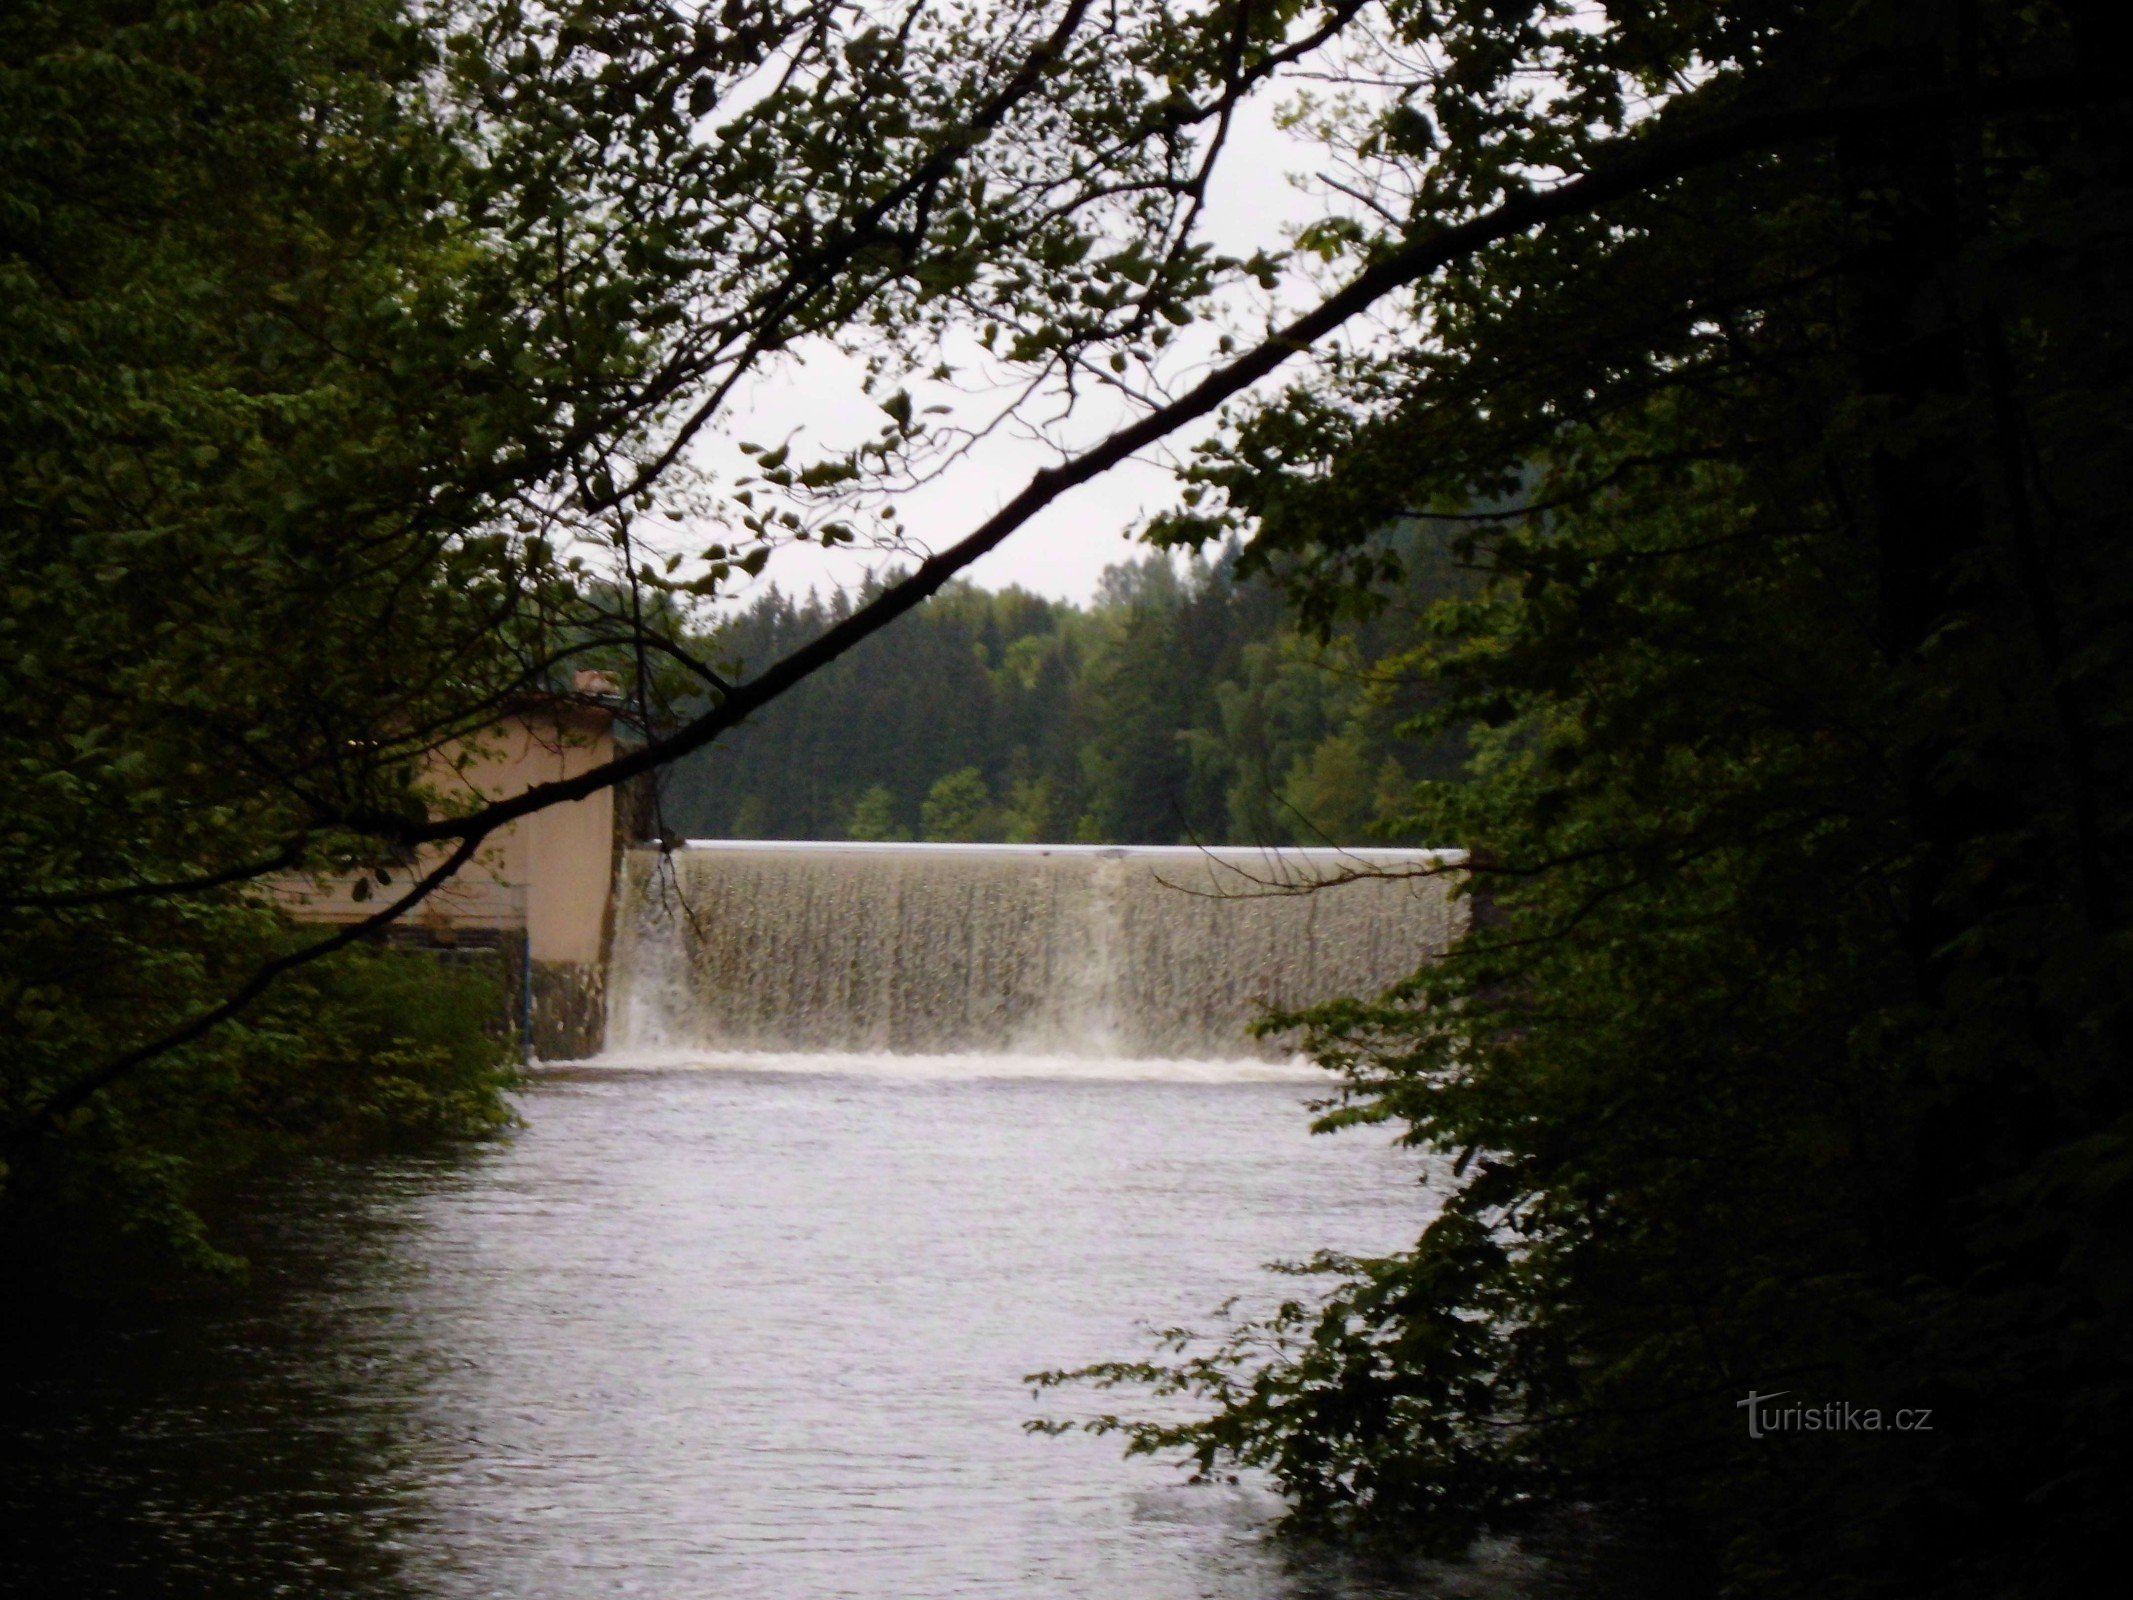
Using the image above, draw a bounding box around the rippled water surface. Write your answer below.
[3,1056,1536,1599]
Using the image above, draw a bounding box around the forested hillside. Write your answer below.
[660,544,1466,846]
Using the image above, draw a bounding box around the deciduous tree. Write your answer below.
[1039,2,2133,1593]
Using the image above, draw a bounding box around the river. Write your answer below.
[0,1052,1556,1599]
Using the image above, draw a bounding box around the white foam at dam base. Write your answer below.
[604,841,1464,1063]
[564,1048,1332,1083]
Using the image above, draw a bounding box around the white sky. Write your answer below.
[687,90,1332,607]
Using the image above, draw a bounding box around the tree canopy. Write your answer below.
[2,0,1317,1151]
[1032,3,2133,1595]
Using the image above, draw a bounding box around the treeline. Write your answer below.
[661,543,1467,846]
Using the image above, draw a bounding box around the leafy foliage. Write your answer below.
[0,0,593,1269]
[1,939,515,1290]
[1,0,1315,1240]
[1038,2,2133,1594]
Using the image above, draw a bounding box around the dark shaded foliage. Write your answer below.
[1039,3,2133,1595]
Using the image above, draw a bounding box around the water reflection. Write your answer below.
[4,1058,1531,1598]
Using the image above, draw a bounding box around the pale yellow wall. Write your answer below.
[273,699,621,967]
[429,705,617,966]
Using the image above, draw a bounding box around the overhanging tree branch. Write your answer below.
[373,71,2115,849]
[0,839,313,911]
[20,70,2114,1131]
[16,834,489,1140]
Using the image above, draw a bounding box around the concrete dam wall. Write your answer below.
[605,841,1463,1060]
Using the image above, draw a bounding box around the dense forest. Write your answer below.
[662,543,1467,846]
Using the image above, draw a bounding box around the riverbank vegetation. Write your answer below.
[1,938,515,1292]
[0,0,623,1289]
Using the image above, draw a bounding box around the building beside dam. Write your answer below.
[272,678,1462,1062]
[270,675,651,1058]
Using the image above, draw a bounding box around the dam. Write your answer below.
[605,841,1464,1060]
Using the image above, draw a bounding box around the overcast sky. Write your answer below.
[687,88,1334,608]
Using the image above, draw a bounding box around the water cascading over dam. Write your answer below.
[606,842,1463,1060]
